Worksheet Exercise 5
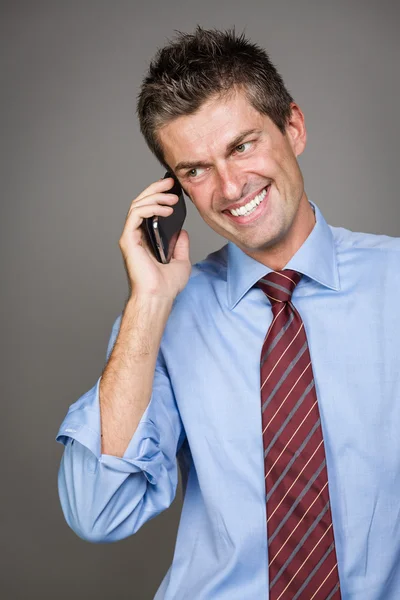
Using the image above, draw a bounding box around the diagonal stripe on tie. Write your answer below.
[261,310,295,365]
[270,501,330,588]
[266,419,321,502]
[262,341,308,412]
[256,269,341,600]
[264,380,315,456]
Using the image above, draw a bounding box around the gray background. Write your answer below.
[1,0,399,598]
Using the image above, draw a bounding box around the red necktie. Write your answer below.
[256,270,341,600]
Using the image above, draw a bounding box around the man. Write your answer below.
[56,27,400,599]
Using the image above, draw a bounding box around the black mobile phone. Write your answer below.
[142,171,187,263]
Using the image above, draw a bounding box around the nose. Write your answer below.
[216,163,245,203]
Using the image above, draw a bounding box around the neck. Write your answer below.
[248,194,316,271]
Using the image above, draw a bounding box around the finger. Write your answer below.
[136,177,175,202]
[122,203,175,238]
[126,192,178,219]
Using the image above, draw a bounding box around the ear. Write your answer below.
[285,103,307,157]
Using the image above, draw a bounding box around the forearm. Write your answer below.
[99,294,173,457]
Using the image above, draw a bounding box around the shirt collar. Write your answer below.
[226,201,341,310]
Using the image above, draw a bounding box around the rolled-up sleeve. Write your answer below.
[56,314,185,543]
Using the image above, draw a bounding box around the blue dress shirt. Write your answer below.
[57,201,400,599]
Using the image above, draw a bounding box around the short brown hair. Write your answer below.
[136,26,294,168]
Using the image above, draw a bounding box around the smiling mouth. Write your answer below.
[223,184,271,217]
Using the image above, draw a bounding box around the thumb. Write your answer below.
[172,229,190,261]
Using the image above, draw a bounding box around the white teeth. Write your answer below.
[229,187,268,217]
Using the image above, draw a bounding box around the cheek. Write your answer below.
[277,141,300,175]
[245,147,281,179]
[265,148,300,194]
[189,187,213,216]
[187,176,221,214]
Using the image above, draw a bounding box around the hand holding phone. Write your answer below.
[142,172,187,264]
[118,174,191,302]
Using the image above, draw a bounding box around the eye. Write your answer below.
[235,141,252,153]
[186,167,206,179]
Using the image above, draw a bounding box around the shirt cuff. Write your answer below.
[56,376,163,485]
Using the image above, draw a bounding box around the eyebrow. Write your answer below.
[174,128,262,173]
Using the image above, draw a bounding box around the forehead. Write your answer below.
[158,90,266,168]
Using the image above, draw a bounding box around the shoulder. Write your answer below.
[330,224,400,254]
[330,224,400,285]
[190,243,229,280]
[173,243,229,307]
[164,244,229,339]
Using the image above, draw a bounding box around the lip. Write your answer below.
[222,184,269,212]
[223,184,271,225]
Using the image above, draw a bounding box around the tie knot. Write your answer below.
[256,269,302,304]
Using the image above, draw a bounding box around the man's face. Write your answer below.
[158,88,310,265]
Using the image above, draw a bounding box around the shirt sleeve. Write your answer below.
[55,313,186,543]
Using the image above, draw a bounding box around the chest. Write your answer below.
[168,288,399,440]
